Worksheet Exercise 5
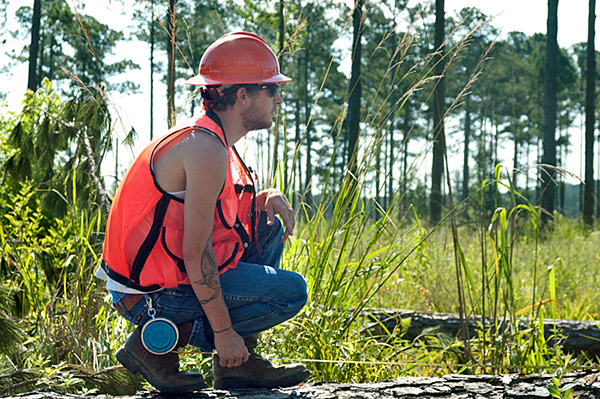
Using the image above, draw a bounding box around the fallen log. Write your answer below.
[364,308,600,357]
[4,371,600,398]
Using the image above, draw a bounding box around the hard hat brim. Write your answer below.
[185,73,292,86]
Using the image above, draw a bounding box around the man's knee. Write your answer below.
[284,271,308,315]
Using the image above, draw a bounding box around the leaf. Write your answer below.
[546,384,561,398]
[561,383,576,393]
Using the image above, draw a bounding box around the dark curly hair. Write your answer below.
[200,84,261,112]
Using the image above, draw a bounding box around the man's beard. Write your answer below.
[241,104,273,131]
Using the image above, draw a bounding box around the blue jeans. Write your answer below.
[111,212,308,352]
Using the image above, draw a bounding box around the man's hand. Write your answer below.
[257,188,295,243]
[213,329,250,368]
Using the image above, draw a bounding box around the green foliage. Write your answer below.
[547,367,576,399]
[0,80,139,394]
[0,285,23,357]
[14,0,139,93]
[4,79,62,184]
[0,176,133,394]
[3,79,111,216]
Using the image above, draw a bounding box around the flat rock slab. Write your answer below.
[5,372,600,398]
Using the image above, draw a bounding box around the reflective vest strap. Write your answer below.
[160,227,186,274]
[235,184,254,194]
[218,242,240,272]
[231,146,258,246]
[204,111,228,146]
[100,260,162,292]
[131,195,172,284]
[216,199,234,229]
[251,191,258,250]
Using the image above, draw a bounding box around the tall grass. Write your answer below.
[258,15,600,379]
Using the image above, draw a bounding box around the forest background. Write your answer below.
[1,0,600,395]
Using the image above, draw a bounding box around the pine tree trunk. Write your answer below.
[27,0,42,92]
[166,0,177,128]
[303,22,313,208]
[48,35,55,81]
[583,0,596,225]
[38,34,45,85]
[294,99,302,208]
[114,135,119,191]
[430,0,445,225]
[268,0,286,185]
[387,111,396,210]
[347,0,363,176]
[541,0,558,223]
[597,142,600,216]
[462,96,471,201]
[512,96,519,192]
[493,121,499,168]
[375,136,381,220]
[150,0,155,140]
[402,104,410,199]
[526,141,531,198]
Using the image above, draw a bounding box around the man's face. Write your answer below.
[241,84,282,131]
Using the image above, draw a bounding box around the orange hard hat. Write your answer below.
[185,32,291,86]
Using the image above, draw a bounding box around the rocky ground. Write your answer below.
[4,371,600,398]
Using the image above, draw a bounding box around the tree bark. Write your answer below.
[462,96,471,201]
[6,372,600,398]
[166,0,177,128]
[150,0,155,139]
[430,0,445,225]
[366,308,600,357]
[304,20,313,208]
[294,98,302,207]
[346,0,363,176]
[512,111,519,192]
[541,0,558,223]
[27,0,42,92]
[80,129,111,212]
[583,0,596,226]
[268,0,286,186]
[387,112,395,210]
[402,104,410,199]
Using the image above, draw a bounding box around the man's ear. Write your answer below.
[236,86,250,107]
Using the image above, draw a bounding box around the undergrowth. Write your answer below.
[1,170,598,394]
[1,14,599,396]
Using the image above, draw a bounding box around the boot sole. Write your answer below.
[116,347,207,393]
[214,369,311,390]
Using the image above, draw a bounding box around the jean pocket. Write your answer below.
[113,296,149,325]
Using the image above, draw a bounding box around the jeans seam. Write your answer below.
[222,294,265,302]
[232,306,298,331]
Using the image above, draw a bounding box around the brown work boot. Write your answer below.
[116,322,206,393]
[212,335,310,389]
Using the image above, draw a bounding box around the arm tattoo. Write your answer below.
[193,236,222,305]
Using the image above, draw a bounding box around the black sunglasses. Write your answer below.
[257,84,280,97]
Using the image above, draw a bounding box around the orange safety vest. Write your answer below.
[100,112,257,292]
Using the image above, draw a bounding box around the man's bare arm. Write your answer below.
[178,131,249,367]
[192,235,221,305]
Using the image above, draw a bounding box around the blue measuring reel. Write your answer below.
[140,297,179,355]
